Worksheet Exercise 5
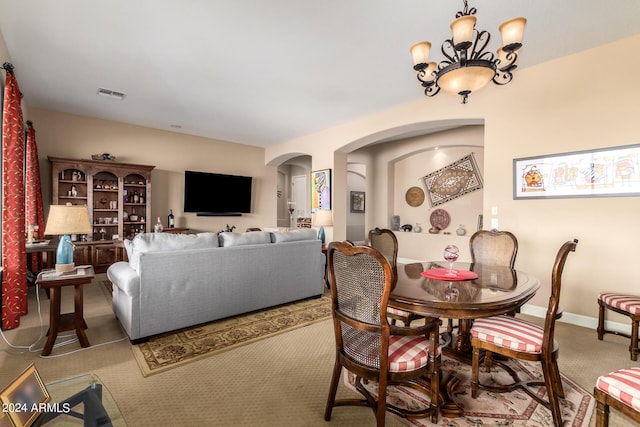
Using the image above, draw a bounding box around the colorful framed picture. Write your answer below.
[350,191,365,213]
[0,364,50,427]
[311,169,331,212]
[513,143,640,199]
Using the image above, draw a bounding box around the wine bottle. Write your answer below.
[168,209,175,228]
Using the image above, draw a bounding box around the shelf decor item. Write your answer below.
[44,204,92,272]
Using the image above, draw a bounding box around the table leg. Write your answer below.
[74,284,90,348]
[43,288,61,356]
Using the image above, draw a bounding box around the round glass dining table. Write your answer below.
[390,261,540,354]
[389,261,541,418]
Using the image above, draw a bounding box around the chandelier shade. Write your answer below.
[410,0,526,103]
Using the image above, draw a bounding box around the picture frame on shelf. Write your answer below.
[0,364,50,427]
[350,191,365,213]
[310,169,331,212]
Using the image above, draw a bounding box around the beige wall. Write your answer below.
[28,108,277,233]
[266,35,640,326]
[3,26,639,326]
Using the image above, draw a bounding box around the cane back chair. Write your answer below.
[324,240,441,426]
[368,228,425,326]
[470,239,578,427]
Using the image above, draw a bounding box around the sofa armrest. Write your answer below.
[106,261,140,297]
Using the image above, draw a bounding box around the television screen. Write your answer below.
[184,170,252,215]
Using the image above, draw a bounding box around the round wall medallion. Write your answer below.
[405,186,425,207]
[429,208,450,231]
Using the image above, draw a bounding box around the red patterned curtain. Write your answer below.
[25,121,45,272]
[2,63,27,330]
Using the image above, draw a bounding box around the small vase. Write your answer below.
[414,223,422,233]
[456,225,466,236]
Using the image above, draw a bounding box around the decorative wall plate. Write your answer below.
[405,186,425,207]
[429,208,450,230]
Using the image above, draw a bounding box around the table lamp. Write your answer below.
[44,204,92,272]
[313,209,333,246]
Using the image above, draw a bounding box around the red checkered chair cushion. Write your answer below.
[597,367,640,411]
[599,293,640,315]
[471,315,557,353]
[387,307,411,317]
[345,333,440,373]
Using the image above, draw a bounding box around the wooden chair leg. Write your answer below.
[597,300,605,340]
[594,389,610,427]
[471,347,480,398]
[324,359,342,421]
[542,360,563,427]
[550,359,565,398]
[631,319,639,361]
[376,377,388,427]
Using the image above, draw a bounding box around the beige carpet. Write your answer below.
[344,357,594,426]
[131,293,332,376]
[1,275,636,426]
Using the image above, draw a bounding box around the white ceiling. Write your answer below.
[0,0,638,148]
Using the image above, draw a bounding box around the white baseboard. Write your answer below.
[521,304,632,336]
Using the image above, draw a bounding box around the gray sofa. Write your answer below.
[106,229,324,341]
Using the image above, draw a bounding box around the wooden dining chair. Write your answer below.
[594,366,640,426]
[470,238,578,427]
[324,240,441,426]
[597,293,640,361]
[469,229,518,267]
[368,228,426,327]
[446,229,519,333]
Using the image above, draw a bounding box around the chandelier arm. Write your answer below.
[497,51,518,72]
[493,69,514,86]
[440,39,459,65]
[416,69,436,85]
[470,30,491,60]
[424,83,441,98]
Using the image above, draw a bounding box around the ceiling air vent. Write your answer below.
[97,88,127,100]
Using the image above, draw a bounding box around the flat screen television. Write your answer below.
[184,170,252,215]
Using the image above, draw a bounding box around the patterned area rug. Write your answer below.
[345,356,594,426]
[423,153,483,206]
[130,293,332,377]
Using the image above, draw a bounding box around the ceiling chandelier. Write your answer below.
[410,0,526,104]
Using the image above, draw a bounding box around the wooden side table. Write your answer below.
[36,266,95,356]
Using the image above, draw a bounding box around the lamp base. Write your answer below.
[55,262,75,273]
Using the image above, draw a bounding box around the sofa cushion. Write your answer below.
[270,228,318,243]
[219,231,271,247]
[128,232,219,271]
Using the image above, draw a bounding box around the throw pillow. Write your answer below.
[219,231,271,247]
[270,228,318,243]
[127,232,220,272]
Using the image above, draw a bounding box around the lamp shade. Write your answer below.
[499,17,526,51]
[313,209,333,227]
[437,64,495,95]
[410,41,432,68]
[450,15,476,49]
[44,204,92,235]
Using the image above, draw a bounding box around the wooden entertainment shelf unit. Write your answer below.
[49,156,155,273]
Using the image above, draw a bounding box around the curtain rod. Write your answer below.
[1,62,14,75]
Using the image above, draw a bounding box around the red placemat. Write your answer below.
[421,268,478,281]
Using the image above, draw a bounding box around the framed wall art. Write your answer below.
[350,191,365,213]
[423,154,483,207]
[0,364,50,427]
[513,143,640,199]
[311,169,331,212]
